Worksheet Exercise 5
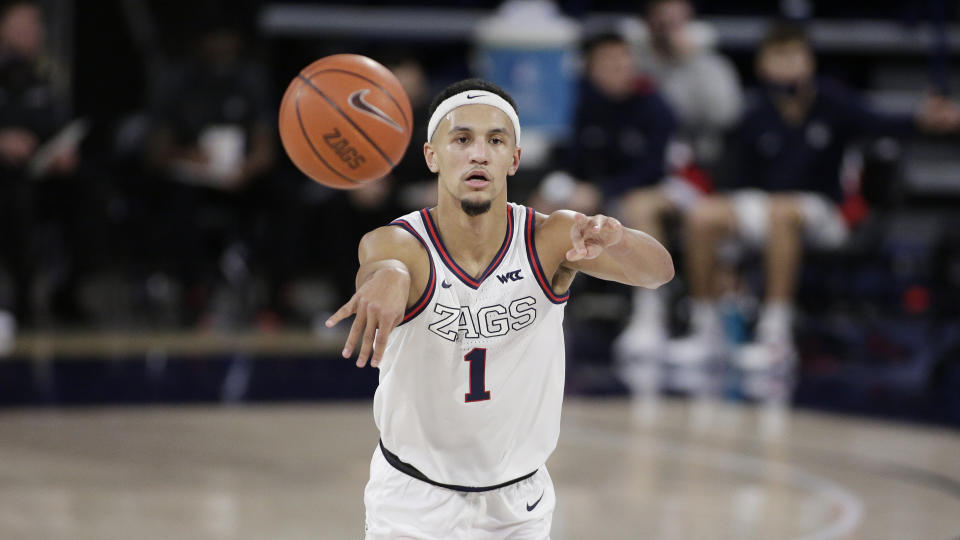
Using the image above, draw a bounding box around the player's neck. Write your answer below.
[433,196,509,275]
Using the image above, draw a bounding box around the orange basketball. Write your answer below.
[278,54,413,189]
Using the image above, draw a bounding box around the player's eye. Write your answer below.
[490,137,503,145]
[455,135,469,144]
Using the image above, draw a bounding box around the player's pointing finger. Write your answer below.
[325,295,358,328]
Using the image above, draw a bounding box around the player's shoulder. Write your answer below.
[530,210,580,289]
[533,209,578,250]
[535,209,578,231]
[358,224,428,265]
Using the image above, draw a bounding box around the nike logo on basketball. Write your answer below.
[348,89,403,132]
[441,280,452,288]
[526,491,544,511]
[466,93,482,99]
[496,270,523,283]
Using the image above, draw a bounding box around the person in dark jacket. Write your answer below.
[670,22,960,388]
[535,32,675,215]
[533,32,685,385]
[142,22,279,325]
[0,1,79,347]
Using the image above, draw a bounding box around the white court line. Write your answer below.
[561,425,864,540]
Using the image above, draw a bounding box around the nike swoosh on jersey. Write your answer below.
[526,491,544,511]
[348,89,403,132]
[441,280,452,288]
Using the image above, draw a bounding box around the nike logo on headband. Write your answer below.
[426,89,520,143]
[348,89,403,132]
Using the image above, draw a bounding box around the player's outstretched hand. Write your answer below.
[324,266,410,368]
[565,212,623,261]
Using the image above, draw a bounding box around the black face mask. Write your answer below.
[764,80,803,99]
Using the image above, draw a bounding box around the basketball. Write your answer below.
[278,54,413,189]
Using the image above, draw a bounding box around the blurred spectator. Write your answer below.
[632,0,742,174]
[532,31,675,216]
[0,1,80,340]
[145,23,274,193]
[383,51,434,211]
[531,31,689,381]
[143,22,277,326]
[613,0,744,379]
[669,22,960,387]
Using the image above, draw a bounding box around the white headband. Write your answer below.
[427,90,521,144]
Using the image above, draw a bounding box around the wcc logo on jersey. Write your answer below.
[428,296,537,342]
[496,270,523,283]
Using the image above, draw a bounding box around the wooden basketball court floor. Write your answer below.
[1,396,958,540]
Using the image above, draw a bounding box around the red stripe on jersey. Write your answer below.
[390,219,435,325]
[478,209,513,282]
[420,206,514,289]
[524,207,569,304]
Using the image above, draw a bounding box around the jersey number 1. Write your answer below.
[464,348,491,402]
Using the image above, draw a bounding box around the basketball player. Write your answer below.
[325,78,674,539]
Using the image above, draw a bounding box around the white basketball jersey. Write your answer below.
[373,203,569,488]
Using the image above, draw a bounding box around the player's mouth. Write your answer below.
[463,170,491,188]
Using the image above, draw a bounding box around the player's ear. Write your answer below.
[424,142,439,173]
[507,146,522,176]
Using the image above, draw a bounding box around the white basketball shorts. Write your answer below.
[363,445,555,539]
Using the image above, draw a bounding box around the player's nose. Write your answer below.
[468,138,489,164]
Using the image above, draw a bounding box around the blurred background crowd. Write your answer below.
[1,0,959,422]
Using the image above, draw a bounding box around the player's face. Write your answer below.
[424,104,521,212]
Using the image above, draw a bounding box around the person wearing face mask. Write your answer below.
[667,21,960,392]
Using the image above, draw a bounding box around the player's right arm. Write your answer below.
[324,225,430,369]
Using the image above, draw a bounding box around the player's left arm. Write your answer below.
[538,210,674,289]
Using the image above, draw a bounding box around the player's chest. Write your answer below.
[425,270,539,343]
